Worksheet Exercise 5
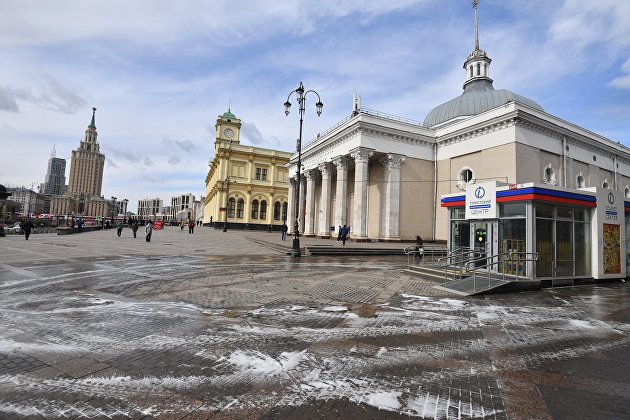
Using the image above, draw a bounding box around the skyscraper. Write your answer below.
[42,145,67,196]
[67,107,105,197]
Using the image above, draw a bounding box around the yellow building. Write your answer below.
[203,109,292,229]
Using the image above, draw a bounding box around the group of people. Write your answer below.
[336,225,350,246]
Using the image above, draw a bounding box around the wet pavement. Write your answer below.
[0,228,629,419]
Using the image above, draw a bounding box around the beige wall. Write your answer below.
[399,157,434,241]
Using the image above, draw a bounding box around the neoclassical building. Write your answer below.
[286,1,630,249]
[203,109,292,229]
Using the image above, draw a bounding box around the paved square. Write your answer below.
[0,228,629,419]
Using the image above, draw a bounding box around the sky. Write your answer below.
[1,0,629,213]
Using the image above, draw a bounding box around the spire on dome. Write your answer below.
[89,107,97,129]
[463,0,492,88]
[473,0,479,51]
[51,144,56,159]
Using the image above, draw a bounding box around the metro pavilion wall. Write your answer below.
[441,182,628,280]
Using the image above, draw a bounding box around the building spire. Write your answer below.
[473,0,479,51]
[89,107,97,129]
[51,144,56,159]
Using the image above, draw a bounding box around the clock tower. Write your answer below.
[215,108,241,145]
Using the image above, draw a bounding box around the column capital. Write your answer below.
[305,169,321,182]
[332,155,351,170]
[318,162,333,176]
[379,153,406,170]
[350,147,375,163]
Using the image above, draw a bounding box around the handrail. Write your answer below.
[462,251,538,292]
[405,244,448,267]
[437,248,485,282]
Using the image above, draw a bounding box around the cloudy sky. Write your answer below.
[1,0,629,212]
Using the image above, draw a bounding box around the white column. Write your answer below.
[379,153,405,240]
[286,178,296,234]
[318,163,332,237]
[299,177,306,233]
[350,147,374,240]
[304,169,317,236]
[333,156,350,230]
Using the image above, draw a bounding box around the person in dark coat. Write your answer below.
[281,221,288,241]
[188,221,195,234]
[415,235,424,262]
[337,226,342,242]
[131,221,139,238]
[20,219,34,240]
[116,221,124,237]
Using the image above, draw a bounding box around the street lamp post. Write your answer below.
[284,81,323,258]
[123,199,128,222]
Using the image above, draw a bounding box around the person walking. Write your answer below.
[131,221,139,238]
[188,220,195,234]
[145,220,153,242]
[116,221,124,237]
[20,219,34,241]
[281,221,288,241]
[337,226,342,242]
[340,224,349,246]
[267,224,272,233]
[415,235,424,263]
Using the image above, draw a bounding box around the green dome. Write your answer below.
[222,109,236,120]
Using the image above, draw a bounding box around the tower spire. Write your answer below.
[473,0,479,51]
[51,144,56,159]
[89,107,97,129]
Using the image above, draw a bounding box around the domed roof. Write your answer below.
[222,109,237,120]
[423,79,544,128]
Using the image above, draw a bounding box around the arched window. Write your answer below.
[457,167,475,190]
[476,62,481,76]
[237,198,244,218]
[227,197,235,218]
[543,164,556,186]
[576,173,585,188]
[251,200,259,219]
[273,201,281,220]
[282,202,288,221]
[260,200,267,220]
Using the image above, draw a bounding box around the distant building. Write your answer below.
[203,109,291,229]
[171,193,195,221]
[42,146,67,196]
[50,108,115,219]
[137,198,163,219]
[67,107,105,197]
[6,187,45,216]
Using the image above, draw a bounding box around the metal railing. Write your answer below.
[463,251,539,293]
[437,247,486,282]
[404,244,448,268]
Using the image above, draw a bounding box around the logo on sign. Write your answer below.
[608,192,615,204]
[475,187,486,199]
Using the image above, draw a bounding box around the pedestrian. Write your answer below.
[415,235,424,263]
[210,216,213,226]
[131,221,139,238]
[116,221,124,237]
[267,224,272,233]
[337,226,342,242]
[281,221,288,241]
[180,220,185,231]
[340,224,349,246]
[20,218,34,241]
[77,218,83,233]
[188,220,195,234]
[145,220,153,242]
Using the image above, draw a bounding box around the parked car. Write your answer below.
[6,224,22,234]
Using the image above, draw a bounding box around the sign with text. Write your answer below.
[465,182,497,219]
